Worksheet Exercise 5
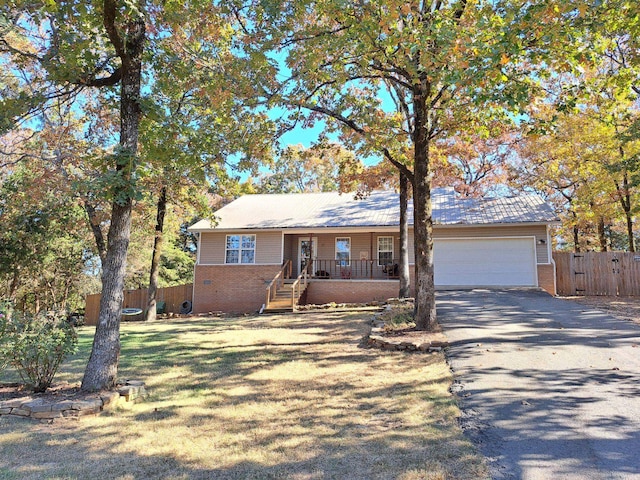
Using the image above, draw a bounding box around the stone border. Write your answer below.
[0,380,146,421]
[297,301,385,311]
[365,303,450,353]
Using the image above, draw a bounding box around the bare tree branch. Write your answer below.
[383,148,414,184]
[103,0,125,58]
[280,25,351,49]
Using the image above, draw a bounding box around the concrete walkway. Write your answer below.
[439,289,640,480]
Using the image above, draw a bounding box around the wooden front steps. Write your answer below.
[264,281,307,313]
[264,261,311,313]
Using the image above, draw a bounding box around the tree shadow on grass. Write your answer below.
[0,309,487,480]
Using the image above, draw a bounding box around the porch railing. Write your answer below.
[310,259,401,280]
[265,259,292,307]
[291,261,312,309]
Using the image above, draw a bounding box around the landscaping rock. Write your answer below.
[51,401,76,412]
[72,399,102,411]
[100,392,120,408]
[10,408,30,417]
[364,299,451,354]
[0,380,147,421]
[32,411,63,419]
[26,402,53,413]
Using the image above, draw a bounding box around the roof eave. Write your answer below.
[189,219,559,233]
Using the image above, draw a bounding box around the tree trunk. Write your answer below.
[568,207,580,253]
[81,7,145,392]
[625,209,635,252]
[622,173,635,252]
[597,216,607,252]
[81,201,131,391]
[398,171,411,298]
[613,174,635,253]
[83,199,107,265]
[412,86,438,332]
[144,186,167,322]
[615,143,636,252]
[9,267,20,301]
[573,226,580,253]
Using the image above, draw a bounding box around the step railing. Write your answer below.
[265,260,292,308]
[290,261,312,309]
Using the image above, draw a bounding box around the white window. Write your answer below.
[378,236,394,266]
[225,234,256,264]
[335,237,351,266]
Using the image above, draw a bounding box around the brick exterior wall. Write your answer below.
[193,264,281,314]
[192,264,556,313]
[305,280,405,305]
[537,263,556,296]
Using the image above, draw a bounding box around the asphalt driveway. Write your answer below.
[438,289,640,480]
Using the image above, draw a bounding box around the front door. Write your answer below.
[298,237,317,276]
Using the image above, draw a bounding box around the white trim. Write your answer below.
[286,227,399,234]
[188,222,557,234]
[546,224,553,264]
[550,257,557,295]
[335,236,351,266]
[191,234,199,313]
[298,237,318,275]
[196,232,201,265]
[280,231,285,265]
[224,234,256,264]
[197,263,282,266]
[377,235,394,266]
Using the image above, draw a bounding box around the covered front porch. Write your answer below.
[283,231,408,280]
[263,231,408,312]
[264,262,407,313]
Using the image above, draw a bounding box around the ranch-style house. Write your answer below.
[187,188,558,313]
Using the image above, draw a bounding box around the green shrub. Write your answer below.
[4,310,78,393]
[380,303,416,332]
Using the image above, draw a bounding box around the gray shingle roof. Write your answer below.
[188,188,558,231]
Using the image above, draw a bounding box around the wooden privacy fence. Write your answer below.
[84,283,193,326]
[554,252,640,296]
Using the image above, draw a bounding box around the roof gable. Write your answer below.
[188,189,558,231]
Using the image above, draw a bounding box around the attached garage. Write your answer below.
[434,237,538,287]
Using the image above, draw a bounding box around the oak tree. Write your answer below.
[217,0,566,330]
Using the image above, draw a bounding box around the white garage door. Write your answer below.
[434,237,537,287]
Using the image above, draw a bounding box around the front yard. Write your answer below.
[0,311,486,480]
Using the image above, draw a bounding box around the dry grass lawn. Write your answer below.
[0,311,486,480]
